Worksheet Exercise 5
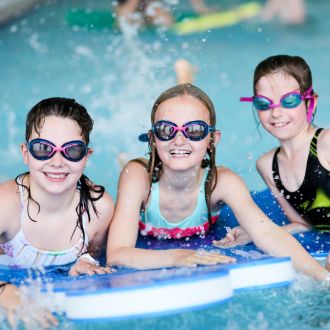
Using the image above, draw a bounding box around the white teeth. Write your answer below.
[170,150,191,155]
[273,122,288,127]
[46,173,66,179]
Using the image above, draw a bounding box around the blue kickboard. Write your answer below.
[0,189,328,291]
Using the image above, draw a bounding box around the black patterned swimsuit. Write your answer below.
[272,128,330,231]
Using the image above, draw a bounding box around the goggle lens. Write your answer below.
[281,93,302,108]
[185,123,207,139]
[65,144,87,160]
[253,97,271,111]
[154,122,175,140]
[30,141,53,158]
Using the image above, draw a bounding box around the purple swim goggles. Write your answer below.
[27,138,88,162]
[139,120,215,142]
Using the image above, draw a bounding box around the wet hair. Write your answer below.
[16,97,105,247]
[134,83,218,230]
[253,55,312,94]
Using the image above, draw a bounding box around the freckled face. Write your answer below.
[21,115,92,195]
[153,95,217,171]
[256,72,309,141]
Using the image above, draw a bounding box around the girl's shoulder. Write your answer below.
[256,148,278,177]
[215,165,246,183]
[256,148,278,166]
[216,165,234,177]
[0,179,21,225]
[115,158,151,203]
[92,189,114,214]
[83,179,114,217]
[120,158,150,185]
[0,179,20,201]
[211,166,250,205]
[318,128,330,147]
[317,128,330,168]
[214,166,247,192]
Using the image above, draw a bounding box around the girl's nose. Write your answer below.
[270,104,284,118]
[49,151,65,166]
[173,131,187,145]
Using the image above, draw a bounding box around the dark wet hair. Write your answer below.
[16,97,105,247]
[134,83,218,230]
[253,55,312,94]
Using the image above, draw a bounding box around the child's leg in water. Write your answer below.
[326,252,330,272]
[174,59,196,84]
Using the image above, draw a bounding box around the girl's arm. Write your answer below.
[107,161,234,270]
[257,151,312,233]
[0,180,21,238]
[69,191,114,276]
[87,191,115,257]
[213,167,329,281]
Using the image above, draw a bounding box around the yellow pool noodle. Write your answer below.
[173,2,262,35]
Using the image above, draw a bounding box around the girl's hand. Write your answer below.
[172,249,236,267]
[0,283,21,329]
[326,252,330,272]
[213,226,252,248]
[0,283,58,329]
[69,257,112,276]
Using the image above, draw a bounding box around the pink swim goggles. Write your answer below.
[27,138,88,162]
[240,87,315,123]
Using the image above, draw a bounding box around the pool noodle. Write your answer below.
[65,2,262,33]
[173,2,262,35]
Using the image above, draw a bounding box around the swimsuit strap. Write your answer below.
[272,148,281,179]
[309,128,323,158]
[81,211,89,246]
[16,176,27,227]
[272,128,324,193]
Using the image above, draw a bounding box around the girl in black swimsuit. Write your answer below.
[221,55,330,271]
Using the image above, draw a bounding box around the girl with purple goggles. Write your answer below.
[27,138,88,162]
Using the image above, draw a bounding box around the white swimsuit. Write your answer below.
[0,181,89,269]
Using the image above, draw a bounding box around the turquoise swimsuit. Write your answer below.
[272,128,330,231]
[139,169,219,239]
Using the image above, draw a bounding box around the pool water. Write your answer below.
[0,0,329,329]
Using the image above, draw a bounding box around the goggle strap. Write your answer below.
[240,97,253,102]
[302,87,315,123]
[138,133,149,142]
[306,97,315,123]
